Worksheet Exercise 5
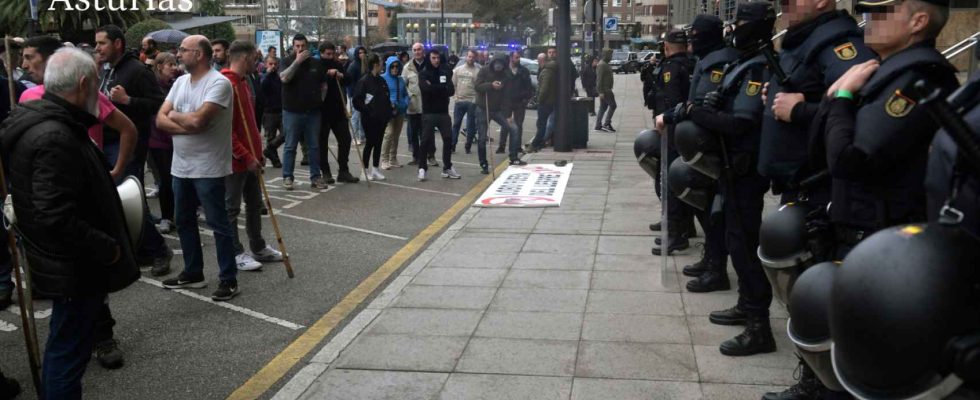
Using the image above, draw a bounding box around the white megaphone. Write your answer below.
[3,175,145,247]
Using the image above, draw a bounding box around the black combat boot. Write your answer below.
[0,369,20,400]
[651,237,690,255]
[686,270,731,293]
[649,221,662,231]
[719,316,777,356]
[709,305,748,326]
[762,358,824,400]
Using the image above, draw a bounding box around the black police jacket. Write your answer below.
[688,46,740,107]
[690,53,770,158]
[759,11,873,182]
[0,94,139,298]
[824,41,959,231]
[925,74,980,236]
[654,53,694,116]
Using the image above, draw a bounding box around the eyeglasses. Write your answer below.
[178,47,200,54]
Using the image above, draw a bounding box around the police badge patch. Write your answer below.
[710,70,723,83]
[663,72,671,83]
[834,42,857,61]
[885,90,915,118]
[746,81,761,96]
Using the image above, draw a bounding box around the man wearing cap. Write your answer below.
[650,30,697,257]
[687,1,777,357]
[666,14,739,294]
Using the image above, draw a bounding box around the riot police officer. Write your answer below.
[687,1,776,356]
[664,14,739,293]
[650,30,697,256]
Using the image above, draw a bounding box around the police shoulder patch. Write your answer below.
[663,71,671,83]
[710,70,723,83]
[885,90,916,118]
[746,81,762,96]
[834,42,857,61]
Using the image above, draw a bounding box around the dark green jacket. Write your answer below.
[537,60,559,105]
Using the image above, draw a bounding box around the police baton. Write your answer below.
[907,78,980,178]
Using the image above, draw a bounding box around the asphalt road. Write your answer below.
[0,102,548,399]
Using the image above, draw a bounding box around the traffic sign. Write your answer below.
[585,31,594,42]
[604,17,619,32]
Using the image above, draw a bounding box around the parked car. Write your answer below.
[609,51,639,74]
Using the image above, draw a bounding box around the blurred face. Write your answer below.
[547,48,557,60]
[429,52,440,67]
[510,52,520,66]
[21,47,45,84]
[322,48,335,60]
[142,38,151,51]
[160,61,177,79]
[270,48,277,57]
[266,58,278,72]
[94,31,122,64]
[537,54,545,67]
[864,2,925,57]
[466,51,475,65]
[389,62,400,76]
[412,44,424,60]
[292,39,308,55]
[780,0,824,27]
[213,43,227,63]
[357,47,366,60]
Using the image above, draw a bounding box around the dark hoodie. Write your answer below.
[474,54,511,112]
[98,51,165,146]
[419,50,455,114]
[0,93,138,298]
[353,67,394,123]
[322,56,351,119]
[346,46,366,98]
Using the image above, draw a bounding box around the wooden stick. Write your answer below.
[4,34,43,398]
[485,93,496,180]
[233,87,295,278]
[337,76,371,186]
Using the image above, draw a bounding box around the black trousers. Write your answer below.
[148,148,175,221]
[407,114,435,158]
[719,169,772,317]
[320,114,353,176]
[419,114,453,171]
[362,118,388,168]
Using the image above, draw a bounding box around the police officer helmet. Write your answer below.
[687,15,724,58]
[758,202,814,306]
[667,157,716,211]
[634,129,662,180]
[732,2,776,53]
[787,261,845,392]
[831,223,980,399]
[674,120,721,179]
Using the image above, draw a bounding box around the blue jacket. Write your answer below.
[382,56,409,115]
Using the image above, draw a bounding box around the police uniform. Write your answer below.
[926,74,980,234]
[758,10,873,203]
[687,1,776,356]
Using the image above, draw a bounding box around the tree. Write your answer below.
[125,18,171,50]
[1,0,147,42]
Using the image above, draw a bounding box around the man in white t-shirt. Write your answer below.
[155,35,240,301]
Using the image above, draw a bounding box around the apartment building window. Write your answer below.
[613,0,621,6]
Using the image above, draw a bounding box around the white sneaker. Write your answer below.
[418,168,427,182]
[441,167,461,179]
[236,253,263,271]
[156,219,174,234]
[369,167,386,181]
[251,246,284,262]
[381,160,391,170]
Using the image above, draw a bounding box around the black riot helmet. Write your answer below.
[732,2,776,53]
[634,129,662,180]
[688,14,724,58]
[758,202,815,306]
[831,223,980,399]
[668,157,716,211]
[787,261,846,392]
[674,120,722,179]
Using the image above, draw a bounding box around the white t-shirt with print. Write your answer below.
[166,69,233,179]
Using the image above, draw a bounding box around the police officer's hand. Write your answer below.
[827,60,880,96]
[703,91,722,112]
[655,114,665,132]
[772,92,804,122]
[761,82,770,104]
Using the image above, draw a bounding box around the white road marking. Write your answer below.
[366,180,463,197]
[0,319,16,332]
[395,153,481,167]
[273,211,408,240]
[139,277,305,331]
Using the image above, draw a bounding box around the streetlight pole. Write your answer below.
[440,0,445,44]
[357,0,363,45]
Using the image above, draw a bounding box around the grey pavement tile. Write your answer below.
[334,334,470,372]
[535,213,603,234]
[581,314,691,344]
[428,250,518,269]
[412,267,508,287]
[586,290,685,316]
[364,308,484,337]
[466,213,539,232]
[594,254,661,272]
[512,252,595,271]
[694,345,797,386]
[681,292,789,319]
[503,270,592,289]
[570,378,703,400]
[474,311,584,340]
[701,383,785,400]
[602,211,659,235]
[522,234,599,255]
[438,235,528,254]
[575,341,699,381]
[688,317,792,349]
[491,288,589,313]
[456,338,579,376]
[597,236,656,255]
[607,187,658,198]
[556,195,607,210]
[592,270,677,292]
[438,374,573,400]
[392,285,497,310]
[299,369,448,400]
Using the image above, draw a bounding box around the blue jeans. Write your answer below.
[349,97,365,141]
[532,103,556,148]
[282,110,321,179]
[43,294,104,400]
[452,101,476,148]
[173,176,238,284]
[475,106,517,166]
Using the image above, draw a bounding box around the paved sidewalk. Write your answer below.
[272,75,796,400]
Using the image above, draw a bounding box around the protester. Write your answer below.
[418,49,459,180]
[404,43,436,165]
[337,44,348,67]
[140,37,159,66]
[261,55,284,168]
[319,42,360,183]
[529,50,557,153]
[398,51,410,67]
[595,48,617,132]
[1,47,140,399]
[352,54,393,181]
[149,52,178,237]
[381,55,409,170]
[279,34,327,191]
[0,68,24,316]
[156,35,241,301]
[475,54,518,172]
[452,49,480,154]
[222,40,285,271]
[501,50,533,162]
[212,39,229,70]
[581,54,598,117]
[346,46,368,146]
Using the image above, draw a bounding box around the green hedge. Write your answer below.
[125,18,171,49]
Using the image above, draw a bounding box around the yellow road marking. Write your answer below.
[227,162,508,400]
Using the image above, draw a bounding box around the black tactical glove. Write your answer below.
[703,91,723,112]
